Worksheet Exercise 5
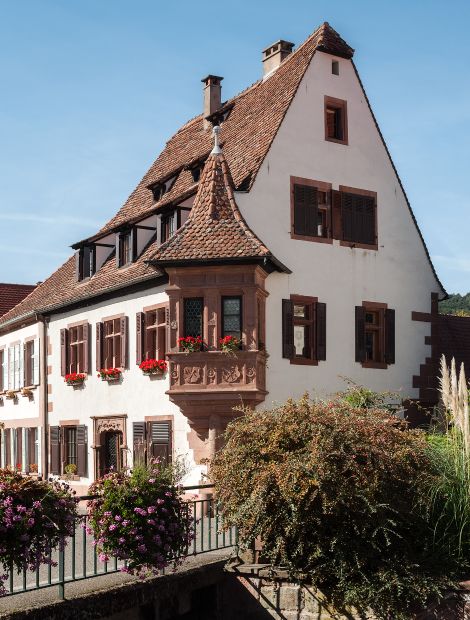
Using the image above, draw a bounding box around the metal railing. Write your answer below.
[2,484,237,600]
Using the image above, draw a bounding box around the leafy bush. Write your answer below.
[337,378,398,411]
[87,461,193,577]
[211,397,453,619]
[0,469,77,596]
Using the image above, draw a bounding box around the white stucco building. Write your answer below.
[0,23,445,491]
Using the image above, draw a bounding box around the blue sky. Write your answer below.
[0,0,468,293]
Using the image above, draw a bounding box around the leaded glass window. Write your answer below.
[184,298,203,338]
[222,297,242,340]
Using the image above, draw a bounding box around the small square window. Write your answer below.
[324,96,348,145]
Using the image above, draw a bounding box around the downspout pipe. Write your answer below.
[36,313,49,479]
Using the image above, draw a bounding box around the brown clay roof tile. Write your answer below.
[0,283,37,318]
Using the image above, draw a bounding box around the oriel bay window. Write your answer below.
[136,306,168,364]
[282,295,326,364]
[355,303,395,368]
[50,425,87,477]
[96,317,128,370]
[60,324,90,376]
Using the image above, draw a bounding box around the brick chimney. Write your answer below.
[202,75,223,130]
[262,40,294,76]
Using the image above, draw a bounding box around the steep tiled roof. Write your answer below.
[150,147,285,268]
[438,314,470,372]
[0,21,337,327]
[0,283,37,317]
[88,22,351,238]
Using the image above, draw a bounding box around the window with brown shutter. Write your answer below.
[324,96,348,145]
[143,308,167,360]
[338,186,377,249]
[50,426,60,475]
[282,296,327,365]
[356,302,395,369]
[116,229,136,267]
[24,341,34,386]
[132,421,172,467]
[68,324,89,374]
[290,177,333,243]
[102,318,126,368]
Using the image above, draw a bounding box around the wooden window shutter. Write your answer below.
[120,316,128,368]
[28,427,36,470]
[96,322,103,371]
[360,196,376,245]
[75,249,82,282]
[148,421,172,465]
[341,192,355,242]
[136,312,145,365]
[83,324,90,374]
[316,302,327,361]
[115,233,121,267]
[282,299,294,359]
[133,421,147,467]
[16,429,22,470]
[60,329,68,377]
[18,344,24,389]
[355,306,366,363]
[131,228,138,262]
[5,429,11,468]
[293,184,317,236]
[76,425,87,477]
[331,190,342,240]
[385,308,396,364]
[33,339,40,385]
[50,426,61,475]
[23,343,28,386]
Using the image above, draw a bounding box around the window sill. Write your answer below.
[340,241,378,251]
[361,361,387,370]
[291,232,333,244]
[290,358,318,366]
[325,136,348,146]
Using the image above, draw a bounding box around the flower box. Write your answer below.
[65,372,86,386]
[178,336,203,353]
[5,390,17,400]
[139,359,168,376]
[98,368,122,381]
[220,335,241,353]
[21,387,33,398]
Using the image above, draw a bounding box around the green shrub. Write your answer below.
[211,397,453,619]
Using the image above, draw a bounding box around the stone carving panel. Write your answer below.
[183,366,203,385]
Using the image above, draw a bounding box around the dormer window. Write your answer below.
[161,212,176,244]
[191,166,202,183]
[150,174,177,203]
[75,244,95,281]
[116,229,136,268]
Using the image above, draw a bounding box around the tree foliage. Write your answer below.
[439,293,470,316]
[211,397,457,619]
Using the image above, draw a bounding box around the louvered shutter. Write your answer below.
[17,344,23,389]
[16,429,22,471]
[5,429,11,468]
[133,422,147,466]
[96,322,103,371]
[50,426,61,475]
[60,329,68,377]
[136,313,145,365]
[385,309,396,364]
[7,347,14,390]
[360,196,376,245]
[75,249,81,282]
[120,316,128,368]
[83,324,90,374]
[316,302,327,361]
[282,300,294,359]
[342,192,355,242]
[28,428,36,471]
[33,338,40,385]
[355,306,366,363]
[76,425,87,477]
[293,184,317,236]
[115,233,121,267]
[331,190,342,240]
[148,421,172,465]
[0,350,5,392]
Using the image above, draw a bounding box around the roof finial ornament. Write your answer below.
[211,125,222,155]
